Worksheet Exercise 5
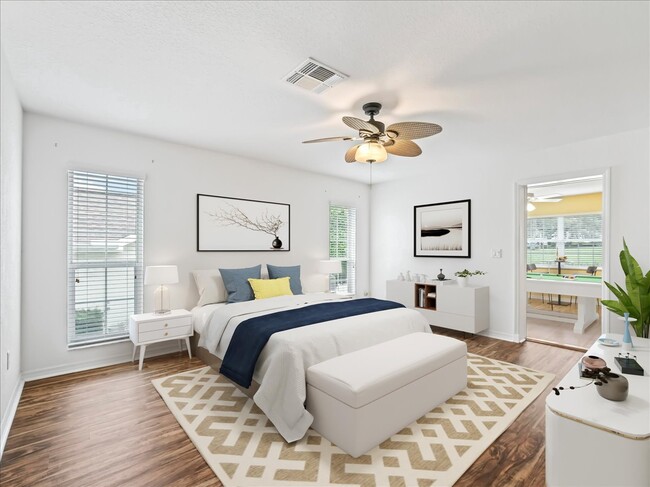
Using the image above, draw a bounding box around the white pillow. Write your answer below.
[192,269,227,307]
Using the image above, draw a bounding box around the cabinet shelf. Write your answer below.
[414,283,437,310]
[387,280,489,334]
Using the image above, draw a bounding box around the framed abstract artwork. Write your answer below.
[414,199,471,258]
[197,194,290,252]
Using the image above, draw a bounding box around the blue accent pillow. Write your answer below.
[267,264,303,295]
[219,265,262,303]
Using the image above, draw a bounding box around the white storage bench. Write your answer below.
[306,332,467,457]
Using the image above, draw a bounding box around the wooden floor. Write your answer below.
[0,336,582,487]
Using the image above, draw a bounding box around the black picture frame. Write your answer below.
[414,199,471,258]
[197,194,290,252]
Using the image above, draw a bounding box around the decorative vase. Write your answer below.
[437,269,445,280]
[622,312,633,350]
[272,237,283,249]
[457,276,468,287]
[406,271,411,281]
[582,355,606,370]
[596,373,629,402]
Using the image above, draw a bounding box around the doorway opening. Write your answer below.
[517,172,609,350]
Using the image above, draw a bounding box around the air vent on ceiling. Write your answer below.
[284,58,348,94]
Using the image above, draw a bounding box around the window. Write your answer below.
[67,170,144,347]
[527,214,602,267]
[328,203,356,295]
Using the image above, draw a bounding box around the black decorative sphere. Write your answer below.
[272,237,283,249]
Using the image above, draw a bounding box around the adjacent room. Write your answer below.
[1,2,649,487]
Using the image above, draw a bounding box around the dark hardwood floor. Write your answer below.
[0,334,582,487]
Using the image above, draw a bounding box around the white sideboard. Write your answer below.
[545,334,649,487]
[386,280,489,333]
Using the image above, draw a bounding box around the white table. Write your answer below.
[129,309,193,370]
[546,334,649,486]
[526,277,601,333]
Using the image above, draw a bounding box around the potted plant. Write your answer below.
[601,240,650,338]
[454,269,486,287]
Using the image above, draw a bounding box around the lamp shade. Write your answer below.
[319,260,342,274]
[144,265,179,285]
[355,141,387,163]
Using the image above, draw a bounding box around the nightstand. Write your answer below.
[129,309,193,370]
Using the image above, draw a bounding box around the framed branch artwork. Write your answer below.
[197,194,290,252]
[414,199,471,258]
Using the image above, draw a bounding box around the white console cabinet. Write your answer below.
[386,280,489,333]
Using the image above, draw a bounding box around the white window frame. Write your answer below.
[67,170,144,348]
[328,203,356,295]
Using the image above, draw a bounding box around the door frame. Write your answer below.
[514,168,611,342]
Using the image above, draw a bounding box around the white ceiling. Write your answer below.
[1,1,648,184]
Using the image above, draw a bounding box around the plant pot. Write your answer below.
[271,237,283,249]
[457,276,468,287]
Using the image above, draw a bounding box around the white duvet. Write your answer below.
[198,293,431,442]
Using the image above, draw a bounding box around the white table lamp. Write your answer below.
[320,259,342,292]
[144,265,179,314]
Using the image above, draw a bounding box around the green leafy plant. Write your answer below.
[601,240,650,338]
[75,308,104,335]
[454,269,487,278]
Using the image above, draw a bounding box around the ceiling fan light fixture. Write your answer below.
[355,141,387,163]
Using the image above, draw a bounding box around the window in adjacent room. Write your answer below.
[527,214,602,268]
[328,203,356,295]
[67,170,144,348]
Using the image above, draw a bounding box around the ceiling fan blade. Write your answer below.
[345,144,362,163]
[533,198,562,203]
[342,116,379,134]
[302,136,359,144]
[384,139,422,157]
[386,122,442,140]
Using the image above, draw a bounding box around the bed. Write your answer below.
[189,266,433,441]
[190,292,432,442]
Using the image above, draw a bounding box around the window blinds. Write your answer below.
[67,170,144,348]
[527,214,602,267]
[328,204,356,295]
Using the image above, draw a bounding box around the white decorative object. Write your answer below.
[129,309,193,370]
[306,332,467,457]
[457,276,468,287]
[144,265,179,314]
[398,272,405,281]
[405,270,412,281]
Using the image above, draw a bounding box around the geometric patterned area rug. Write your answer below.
[152,354,554,487]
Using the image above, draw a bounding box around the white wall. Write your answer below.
[0,49,23,448]
[370,128,649,341]
[21,113,370,378]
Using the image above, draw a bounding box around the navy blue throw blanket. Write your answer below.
[219,298,405,388]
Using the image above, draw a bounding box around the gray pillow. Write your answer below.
[219,265,262,303]
[267,264,303,295]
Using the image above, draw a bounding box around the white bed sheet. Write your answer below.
[198,293,432,442]
[191,302,227,335]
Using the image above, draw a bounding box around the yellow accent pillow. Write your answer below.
[247,277,293,300]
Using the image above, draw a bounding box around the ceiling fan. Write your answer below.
[528,193,563,203]
[302,102,442,163]
[527,192,563,211]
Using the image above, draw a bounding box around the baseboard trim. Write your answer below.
[22,341,182,382]
[1,377,25,460]
[479,329,519,342]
